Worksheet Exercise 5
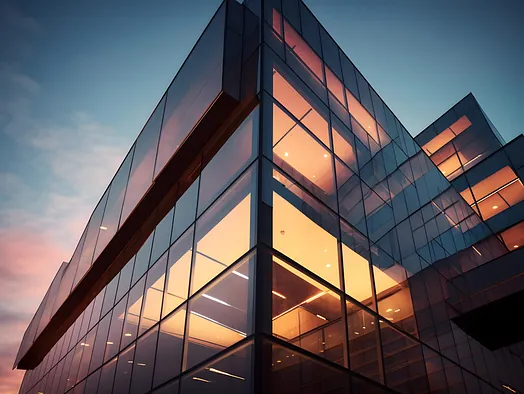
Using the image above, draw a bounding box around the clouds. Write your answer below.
[0,7,130,394]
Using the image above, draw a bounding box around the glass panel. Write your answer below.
[283,19,324,83]
[104,295,128,362]
[341,221,374,308]
[113,343,135,394]
[95,148,134,260]
[154,6,225,176]
[130,326,159,394]
[198,107,259,215]
[153,306,186,387]
[77,329,96,383]
[180,342,252,394]
[150,208,174,265]
[131,233,154,285]
[326,66,346,108]
[380,324,428,394]
[332,114,358,173]
[500,221,524,250]
[268,341,351,394]
[272,256,345,366]
[98,356,117,394]
[271,102,336,209]
[121,97,165,223]
[116,257,135,302]
[185,253,254,370]
[89,314,111,374]
[191,164,256,295]
[162,227,193,318]
[346,88,379,144]
[271,69,330,147]
[139,253,168,335]
[101,274,119,318]
[346,300,382,383]
[271,168,340,289]
[172,178,199,242]
[121,277,146,350]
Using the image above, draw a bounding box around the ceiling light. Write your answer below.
[232,271,249,280]
[386,308,393,313]
[100,226,108,230]
[272,290,286,299]
[514,245,519,249]
[324,249,327,252]
[106,341,114,345]
[277,360,281,363]
[80,343,89,347]
[137,363,146,367]
[492,205,498,209]
[316,314,327,321]
[312,175,316,178]
[325,264,331,268]
[127,360,133,364]
[354,331,359,335]
[284,152,289,157]
[394,309,401,313]
[124,333,132,337]
[193,377,211,383]
[362,326,366,329]
[371,321,374,324]
[304,292,326,303]
[323,154,328,158]
[472,246,482,256]
[202,294,231,307]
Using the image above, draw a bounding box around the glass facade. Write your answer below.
[15,1,524,394]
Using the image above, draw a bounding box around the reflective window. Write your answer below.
[191,164,256,295]
[346,88,379,145]
[95,148,134,260]
[150,208,174,265]
[104,295,128,362]
[198,107,259,215]
[272,256,345,366]
[131,233,153,285]
[181,342,252,394]
[153,306,186,387]
[500,221,524,250]
[172,178,199,242]
[98,356,117,394]
[101,274,119,318]
[121,97,165,224]
[346,300,382,383]
[116,257,135,302]
[268,341,351,394]
[89,313,111,374]
[76,329,96,383]
[185,253,253,370]
[422,115,472,155]
[270,167,340,289]
[139,253,167,335]
[121,278,146,350]
[113,343,135,394]
[154,5,226,176]
[130,326,158,394]
[162,227,193,318]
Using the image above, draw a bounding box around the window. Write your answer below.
[153,306,186,387]
[272,256,345,366]
[130,326,158,394]
[185,253,254,370]
[197,107,259,215]
[270,167,340,289]
[162,227,193,318]
[139,253,167,335]
[121,277,146,351]
[172,178,199,243]
[191,164,257,295]
[104,294,128,362]
[113,344,135,394]
[422,115,472,155]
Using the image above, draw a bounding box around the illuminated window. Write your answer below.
[185,253,253,370]
[346,88,379,145]
[272,172,340,289]
[139,254,167,335]
[272,256,345,366]
[191,165,256,295]
[460,166,524,220]
[422,115,472,155]
[500,222,524,251]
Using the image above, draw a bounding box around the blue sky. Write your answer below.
[0,0,522,392]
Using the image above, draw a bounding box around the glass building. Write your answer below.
[14,1,524,393]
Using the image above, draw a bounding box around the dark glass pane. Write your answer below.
[89,314,111,374]
[131,233,154,285]
[113,343,135,394]
[172,178,199,242]
[150,207,174,265]
[98,356,118,394]
[130,326,159,394]
[180,342,252,394]
[153,306,186,388]
[155,6,226,176]
[116,256,135,302]
[197,107,259,215]
[76,328,96,383]
[101,274,119,317]
[104,294,128,362]
[121,277,146,350]
[121,97,165,223]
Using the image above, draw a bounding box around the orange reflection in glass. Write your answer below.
[500,222,524,251]
[345,88,379,144]
[422,115,472,155]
